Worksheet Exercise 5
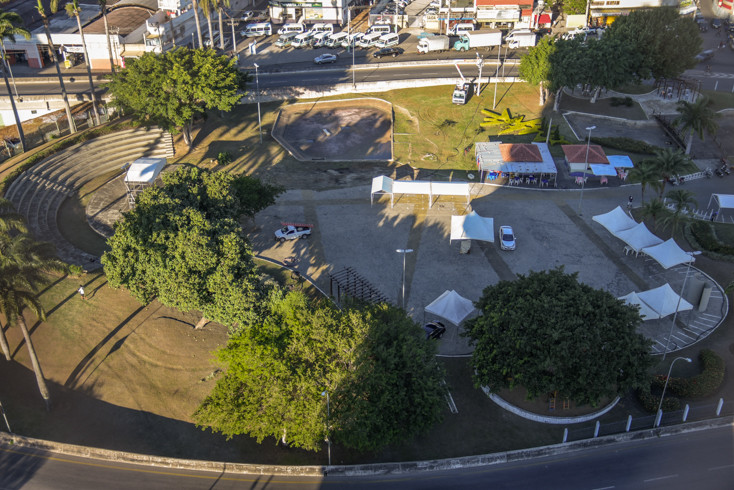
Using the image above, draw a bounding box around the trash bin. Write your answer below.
[460,240,471,254]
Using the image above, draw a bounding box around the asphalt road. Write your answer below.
[2,425,732,489]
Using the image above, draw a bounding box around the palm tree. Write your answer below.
[192,0,204,48]
[0,232,66,409]
[649,148,691,198]
[200,0,215,48]
[0,271,52,408]
[0,198,27,361]
[66,0,101,126]
[98,0,115,74]
[216,0,231,51]
[36,0,77,134]
[640,198,666,230]
[675,95,720,155]
[626,159,661,204]
[662,189,698,235]
[0,9,30,152]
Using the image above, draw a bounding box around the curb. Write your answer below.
[3,417,732,476]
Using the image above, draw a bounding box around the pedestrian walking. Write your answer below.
[627,195,633,210]
[78,285,86,300]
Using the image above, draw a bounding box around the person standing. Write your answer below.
[711,211,718,222]
[627,195,633,210]
[78,285,86,300]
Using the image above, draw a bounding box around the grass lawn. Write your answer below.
[702,90,734,112]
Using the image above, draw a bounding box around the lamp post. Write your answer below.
[655,356,692,426]
[577,125,596,214]
[321,390,331,467]
[396,248,413,308]
[662,251,701,360]
[253,62,262,144]
[475,53,484,96]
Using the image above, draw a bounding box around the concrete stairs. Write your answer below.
[5,126,174,269]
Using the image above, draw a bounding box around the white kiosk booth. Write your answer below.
[124,157,167,207]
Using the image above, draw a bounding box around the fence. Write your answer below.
[563,398,733,443]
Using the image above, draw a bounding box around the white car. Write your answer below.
[499,226,516,251]
[240,11,254,22]
[274,225,312,242]
[314,53,338,64]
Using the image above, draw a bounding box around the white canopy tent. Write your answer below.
[425,290,476,325]
[615,222,664,253]
[589,164,618,176]
[475,142,557,185]
[370,176,471,208]
[450,211,494,243]
[641,239,696,269]
[618,291,661,320]
[592,206,637,235]
[124,157,166,207]
[607,155,635,168]
[708,193,734,222]
[620,284,693,320]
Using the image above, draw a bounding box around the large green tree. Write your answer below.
[674,95,719,155]
[107,47,244,146]
[603,7,701,80]
[194,291,446,452]
[102,167,280,329]
[519,36,556,106]
[464,268,652,406]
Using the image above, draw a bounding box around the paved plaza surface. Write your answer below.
[251,176,729,358]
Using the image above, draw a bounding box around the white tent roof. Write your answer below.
[425,290,475,325]
[371,175,393,194]
[635,283,694,319]
[618,291,661,320]
[615,222,664,253]
[590,164,618,176]
[124,157,166,184]
[710,193,734,209]
[450,211,494,242]
[475,142,557,175]
[642,239,696,269]
[592,206,637,234]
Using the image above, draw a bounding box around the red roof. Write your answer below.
[476,0,528,6]
[562,145,609,164]
[499,143,542,163]
[535,13,552,24]
[521,8,532,15]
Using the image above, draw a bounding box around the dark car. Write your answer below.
[372,46,404,58]
[712,18,722,29]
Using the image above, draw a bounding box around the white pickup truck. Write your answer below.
[274,223,313,242]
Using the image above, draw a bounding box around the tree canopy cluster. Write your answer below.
[107,47,245,146]
[463,268,653,406]
[194,291,447,452]
[102,166,280,329]
[520,8,702,104]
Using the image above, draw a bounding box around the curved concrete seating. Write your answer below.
[4,126,174,269]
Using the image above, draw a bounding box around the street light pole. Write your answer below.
[655,356,692,426]
[396,248,413,308]
[321,390,331,467]
[253,62,262,144]
[662,251,701,360]
[577,125,596,214]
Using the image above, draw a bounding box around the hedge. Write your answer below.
[636,385,680,413]
[590,136,659,155]
[652,349,725,399]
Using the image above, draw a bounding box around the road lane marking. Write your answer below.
[591,486,615,489]
[708,464,734,471]
[643,474,678,482]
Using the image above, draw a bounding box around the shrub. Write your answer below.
[689,221,734,256]
[610,96,634,107]
[652,349,725,398]
[68,264,85,277]
[217,151,232,166]
[590,136,659,155]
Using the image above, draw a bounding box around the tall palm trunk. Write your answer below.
[0,321,10,361]
[0,48,25,151]
[74,14,101,126]
[205,9,214,47]
[18,314,51,410]
[101,3,115,74]
[685,131,693,155]
[192,0,204,48]
[41,20,76,134]
[217,7,225,51]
